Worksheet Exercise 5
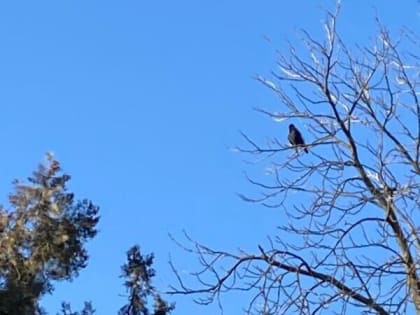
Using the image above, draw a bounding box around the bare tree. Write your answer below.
[169,5,420,315]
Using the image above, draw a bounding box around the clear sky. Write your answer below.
[0,1,418,314]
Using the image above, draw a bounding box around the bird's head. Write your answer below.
[289,124,295,131]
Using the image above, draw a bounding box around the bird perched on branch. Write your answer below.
[288,124,308,153]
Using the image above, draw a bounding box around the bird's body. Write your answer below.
[288,124,308,153]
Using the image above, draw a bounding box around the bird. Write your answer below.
[288,124,308,153]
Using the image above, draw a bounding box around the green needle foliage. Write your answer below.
[58,301,96,315]
[0,156,100,315]
[119,245,174,315]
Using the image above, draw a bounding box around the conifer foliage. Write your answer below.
[0,156,100,315]
[119,245,174,315]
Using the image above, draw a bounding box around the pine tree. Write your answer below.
[119,245,174,315]
[0,156,99,314]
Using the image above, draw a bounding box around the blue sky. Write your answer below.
[0,1,418,314]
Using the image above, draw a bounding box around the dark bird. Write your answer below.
[288,124,308,153]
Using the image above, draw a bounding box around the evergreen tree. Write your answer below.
[57,301,96,315]
[0,156,99,314]
[119,245,174,315]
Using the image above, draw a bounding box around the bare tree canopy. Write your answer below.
[169,5,420,315]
